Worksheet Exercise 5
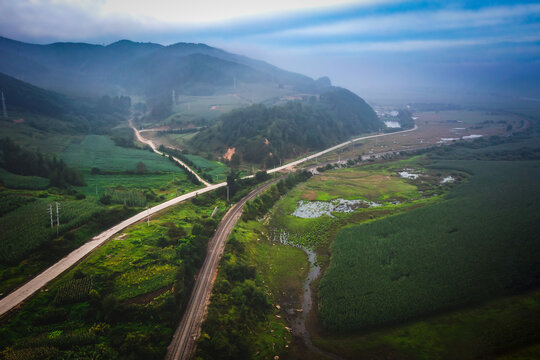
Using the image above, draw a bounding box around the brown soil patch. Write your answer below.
[301,190,318,200]
[223,147,236,161]
[124,285,172,305]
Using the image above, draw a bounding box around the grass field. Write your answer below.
[78,171,197,199]
[197,218,305,360]
[0,197,103,266]
[319,158,540,332]
[183,154,228,181]
[60,135,180,172]
[313,288,540,360]
[0,116,80,155]
[0,195,226,359]
[269,159,450,252]
[0,168,49,189]
[306,109,527,167]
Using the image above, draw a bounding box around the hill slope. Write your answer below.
[191,88,380,166]
[0,72,130,134]
[0,36,328,97]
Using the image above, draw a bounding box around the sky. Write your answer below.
[1,0,539,102]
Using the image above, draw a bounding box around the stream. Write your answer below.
[274,230,343,360]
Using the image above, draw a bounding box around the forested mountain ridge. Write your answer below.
[0,36,329,97]
[191,88,381,166]
[0,72,130,134]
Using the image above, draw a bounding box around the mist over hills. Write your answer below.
[0,36,384,162]
[0,72,130,134]
[0,36,328,97]
[192,88,380,166]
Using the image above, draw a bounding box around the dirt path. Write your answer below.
[129,120,212,187]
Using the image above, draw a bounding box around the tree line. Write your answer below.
[192,88,380,167]
[0,138,84,188]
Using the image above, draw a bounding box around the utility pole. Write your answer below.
[226,186,230,202]
[1,92,7,118]
[47,204,53,228]
[55,202,60,237]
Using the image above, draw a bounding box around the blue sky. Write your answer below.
[1,0,539,101]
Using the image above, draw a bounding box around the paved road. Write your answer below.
[130,120,212,187]
[0,125,417,318]
[0,182,224,317]
[165,179,279,360]
[267,125,417,174]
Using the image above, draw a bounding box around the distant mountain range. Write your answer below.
[0,36,331,97]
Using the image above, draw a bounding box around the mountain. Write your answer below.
[0,72,130,133]
[0,36,329,97]
[191,88,381,166]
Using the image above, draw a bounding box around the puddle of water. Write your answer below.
[292,199,381,218]
[398,171,419,179]
[462,134,483,139]
[384,121,400,128]
[441,176,455,184]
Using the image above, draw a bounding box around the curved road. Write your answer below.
[130,120,211,187]
[0,125,416,318]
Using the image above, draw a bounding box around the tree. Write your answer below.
[230,153,240,168]
[135,161,147,174]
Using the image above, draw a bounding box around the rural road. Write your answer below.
[130,120,212,187]
[165,179,279,360]
[0,125,417,318]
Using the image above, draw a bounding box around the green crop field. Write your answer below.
[319,159,540,332]
[183,154,228,181]
[0,194,226,359]
[313,288,540,360]
[60,135,180,172]
[78,171,197,199]
[0,168,49,189]
[0,197,103,266]
[0,116,79,155]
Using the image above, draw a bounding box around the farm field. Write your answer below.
[183,154,229,182]
[0,193,226,359]
[269,157,454,254]
[0,187,137,297]
[0,116,81,155]
[60,135,180,173]
[236,132,540,359]
[312,288,540,360]
[305,109,526,166]
[320,159,540,331]
[0,133,202,296]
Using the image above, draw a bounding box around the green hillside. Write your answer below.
[191,88,381,166]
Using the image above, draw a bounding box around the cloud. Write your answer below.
[281,34,540,54]
[269,3,540,38]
